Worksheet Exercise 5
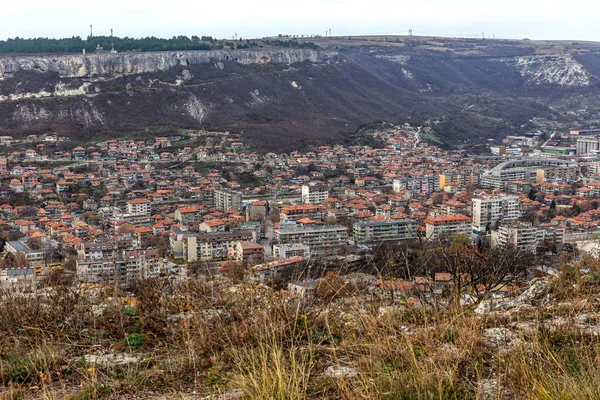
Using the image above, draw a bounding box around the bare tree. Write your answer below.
[432,234,533,307]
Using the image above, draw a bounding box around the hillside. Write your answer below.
[1,38,600,151]
[1,260,600,399]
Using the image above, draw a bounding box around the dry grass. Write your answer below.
[1,270,600,399]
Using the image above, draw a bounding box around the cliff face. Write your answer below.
[0,49,334,80]
[0,45,598,151]
[512,55,591,86]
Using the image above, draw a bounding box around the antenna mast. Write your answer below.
[110,28,116,53]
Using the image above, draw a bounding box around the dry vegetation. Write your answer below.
[1,258,600,399]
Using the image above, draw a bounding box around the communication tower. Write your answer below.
[110,28,116,53]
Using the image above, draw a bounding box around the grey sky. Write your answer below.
[1,0,599,41]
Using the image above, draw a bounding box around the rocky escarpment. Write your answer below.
[512,55,591,86]
[0,49,336,80]
[0,43,599,151]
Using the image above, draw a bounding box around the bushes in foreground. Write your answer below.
[0,271,599,398]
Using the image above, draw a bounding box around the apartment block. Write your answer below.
[472,196,519,232]
[274,224,348,255]
[76,259,125,284]
[491,224,564,254]
[491,225,539,253]
[230,241,265,264]
[127,198,151,216]
[424,214,472,239]
[78,241,118,261]
[301,184,329,204]
[273,243,311,259]
[393,176,439,195]
[4,239,47,268]
[174,206,203,225]
[182,231,253,262]
[279,204,324,222]
[214,188,242,211]
[353,219,417,245]
[123,249,164,280]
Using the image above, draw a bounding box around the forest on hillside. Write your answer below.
[0,35,218,54]
[0,36,320,54]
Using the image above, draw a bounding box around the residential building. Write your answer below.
[76,259,125,284]
[182,231,253,262]
[393,176,439,194]
[4,239,48,268]
[274,224,348,255]
[124,249,164,280]
[127,198,151,216]
[301,184,329,204]
[491,224,539,253]
[230,241,265,264]
[280,204,324,222]
[353,219,417,245]
[491,224,565,254]
[214,188,242,211]
[424,214,472,240]
[78,241,118,261]
[252,256,306,283]
[246,201,268,221]
[0,267,36,288]
[288,279,318,299]
[174,206,203,225]
[273,243,311,259]
[472,196,519,232]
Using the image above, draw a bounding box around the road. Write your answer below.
[260,219,274,258]
[542,130,557,148]
[413,126,422,148]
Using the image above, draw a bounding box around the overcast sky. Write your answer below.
[1,0,599,42]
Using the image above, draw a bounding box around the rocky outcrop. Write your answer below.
[0,49,336,80]
[512,55,590,86]
[0,44,596,151]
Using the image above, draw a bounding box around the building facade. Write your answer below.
[353,219,417,245]
[301,185,330,204]
[127,198,151,216]
[274,224,348,255]
[424,214,472,240]
[472,196,519,232]
[214,189,242,211]
[183,231,253,262]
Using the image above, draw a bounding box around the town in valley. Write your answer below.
[0,122,598,309]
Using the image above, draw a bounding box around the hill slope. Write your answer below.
[1,39,600,151]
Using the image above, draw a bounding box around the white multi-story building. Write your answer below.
[214,188,242,211]
[393,176,439,195]
[301,184,329,204]
[424,214,472,240]
[78,242,118,261]
[491,224,539,253]
[273,243,311,259]
[4,239,47,268]
[275,224,348,255]
[472,196,519,232]
[127,198,151,216]
[280,204,324,222]
[182,231,253,262]
[124,249,164,280]
[353,219,417,245]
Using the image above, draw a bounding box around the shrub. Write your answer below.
[123,333,146,349]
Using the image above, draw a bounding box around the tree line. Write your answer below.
[0,35,220,54]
